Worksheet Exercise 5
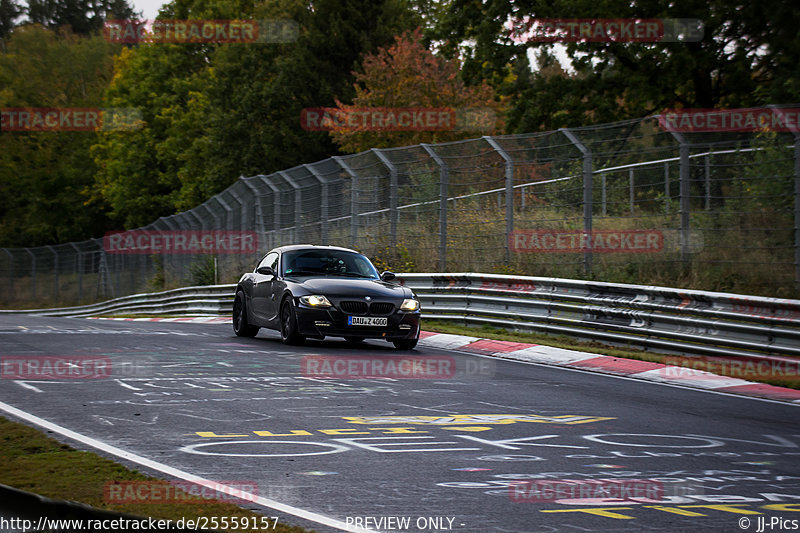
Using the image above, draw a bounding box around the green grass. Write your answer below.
[0,416,312,532]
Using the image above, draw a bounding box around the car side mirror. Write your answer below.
[256,266,274,276]
[380,271,396,282]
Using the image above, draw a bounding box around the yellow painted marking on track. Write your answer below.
[678,505,762,515]
[441,426,493,432]
[342,414,615,426]
[540,507,636,519]
[252,430,312,437]
[317,429,371,435]
[368,427,428,434]
[763,504,800,511]
[643,506,706,516]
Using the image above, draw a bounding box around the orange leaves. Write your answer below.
[328,28,505,152]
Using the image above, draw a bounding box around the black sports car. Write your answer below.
[232,245,421,349]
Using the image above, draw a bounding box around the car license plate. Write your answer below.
[348,316,387,327]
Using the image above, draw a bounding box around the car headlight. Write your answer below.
[300,295,332,308]
[400,298,420,312]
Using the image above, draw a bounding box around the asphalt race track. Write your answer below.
[1,314,799,533]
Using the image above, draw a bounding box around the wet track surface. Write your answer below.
[1,315,799,532]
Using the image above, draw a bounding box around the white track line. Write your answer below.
[0,400,375,533]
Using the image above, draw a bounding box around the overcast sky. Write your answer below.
[133,0,165,19]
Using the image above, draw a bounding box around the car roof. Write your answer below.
[267,244,362,255]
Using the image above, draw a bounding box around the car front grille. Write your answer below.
[339,301,368,315]
[369,302,395,315]
[338,301,395,315]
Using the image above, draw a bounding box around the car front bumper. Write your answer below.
[293,303,420,341]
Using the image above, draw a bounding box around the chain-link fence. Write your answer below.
[3,108,799,308]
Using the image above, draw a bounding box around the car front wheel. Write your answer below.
[280,299,305,345]
[233,291,259,337]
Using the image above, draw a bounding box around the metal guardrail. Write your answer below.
[3,274,800,359]
[0,285,236,318]
[398,273,800,360]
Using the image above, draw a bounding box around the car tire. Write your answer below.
[344,336,365,344]
[233,291,259,337]
[280,299,305,345]
[393,338,418,350]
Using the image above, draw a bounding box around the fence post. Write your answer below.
[198,203,217,231]
[560,128,593,275]
[305,164,330,245]
[228,185,255,268]
[46,246,58,301]
[69,243,82,302]
[26,249,36,300]
[3,249,13,301]
[421,144,448,271]
[770,106,800,293]
[160,215,182,289]
[668,130,691,264]
[332,156,360,248]
[258,175,282,247]
[704,150,711,211]
[278,171,302,244]
[228,187,247,231]
[793,135,800,293]
[372,149,398,249]
[664,161,670,214]
[483,136,514,264]
[214,195,234,231]
[629,168,635,214]
[601,172,607,216]
[96,246,109,300]
[239,178,265,253]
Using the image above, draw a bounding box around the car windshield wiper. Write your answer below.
[285,270,323,276]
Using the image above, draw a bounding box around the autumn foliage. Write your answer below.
[329,28,505,152]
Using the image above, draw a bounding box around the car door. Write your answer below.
[251,252,278,324]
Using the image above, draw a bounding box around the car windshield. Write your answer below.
[282,249,380,279]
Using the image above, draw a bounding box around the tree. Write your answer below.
[174,0,422,209]
[26,0,138,36]
[432,0,800,132]
[91,0,422,219]
[328,28,504,152]
[0,25,121,246]
[0,0,23,41]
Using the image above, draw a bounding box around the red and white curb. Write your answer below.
[89,316,800,404]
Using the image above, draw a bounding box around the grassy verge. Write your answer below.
[0,416,312,532]
[422,319,800,390]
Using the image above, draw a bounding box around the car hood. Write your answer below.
[289,277,412,299]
